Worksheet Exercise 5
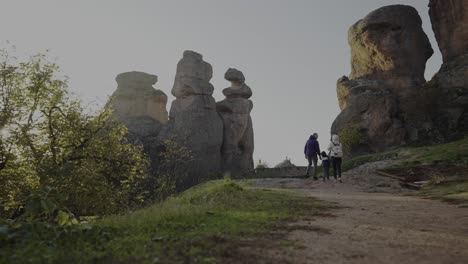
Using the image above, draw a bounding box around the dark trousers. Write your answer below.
[306,156,318,178]
[323,165,330,179]
[332,157,342,179]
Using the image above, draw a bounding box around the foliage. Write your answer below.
[0,180,327,263]
[339,125,362,155]
[255,159,270,169]
[152,138,193,201]
[0,49,150,218]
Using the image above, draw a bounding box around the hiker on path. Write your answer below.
[328,134,343,183]
[304,133,321,179]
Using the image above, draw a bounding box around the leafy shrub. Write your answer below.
[0,49,150,218]
[339,125,362,155]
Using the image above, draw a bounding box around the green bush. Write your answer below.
[339,125,362,155]
[0,50,150,218]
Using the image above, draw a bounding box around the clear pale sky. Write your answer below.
[0,0,442,167]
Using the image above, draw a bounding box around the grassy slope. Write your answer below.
[0,179,326,264]
[343,138,468,205]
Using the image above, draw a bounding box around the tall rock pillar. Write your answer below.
[162,50,223,186]
[216,68,254,177]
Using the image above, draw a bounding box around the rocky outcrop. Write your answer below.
[108,51,257,189]
[428,0,468,140]
[348,5,433,86]
[332,79,406,155]
[216,68,254,177]
[111,71,168,141]
[161,51,224,186]
[333,2,468,157]
[429,0,468,62]
[332,5,434,156]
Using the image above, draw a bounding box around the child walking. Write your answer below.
[321,151,330,181]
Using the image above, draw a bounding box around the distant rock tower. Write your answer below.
[111,71,168,140]
[108,51,257,188]
[161,50,224,186]
[217,68,254,176]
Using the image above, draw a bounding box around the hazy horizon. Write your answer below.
[0,0,442,167]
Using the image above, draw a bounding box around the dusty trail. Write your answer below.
[253,162,468,264]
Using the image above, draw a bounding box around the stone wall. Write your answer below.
[253,167,307,178]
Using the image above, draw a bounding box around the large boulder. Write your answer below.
[217,68,254,177]
[348,5,433,90]
[428,0,468,141]
[332,5,434,156]
[111,71,168,141]
[161,51,223,187]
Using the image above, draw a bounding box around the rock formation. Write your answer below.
[160,51,224,186]
[428,0,468,140]
[348,5,433,87]
[216,68,254,176]
[332,2,468,157]
[429,0,468,62]
[111,71,168,141]
[332,5,433,155]
[108,51,257,189]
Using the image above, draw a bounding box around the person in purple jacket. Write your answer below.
[304,133,321,179]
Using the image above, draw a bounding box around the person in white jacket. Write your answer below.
[327,134,343,183]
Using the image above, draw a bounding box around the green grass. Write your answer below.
[419,182,468,206]
[388,137,468,169]
[343,138,468,172]
[343,138,468,204]
[342,149,400,172]
[0,179,326,264]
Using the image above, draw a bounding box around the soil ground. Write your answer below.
[250,161,468,264]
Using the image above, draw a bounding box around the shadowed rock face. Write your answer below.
[428,0,468,140]
[332,82,406,155]
[217,68,254,176]
[349,5,433,85]
[429,0,468,62]
[111,71,168,139]
[332,5,435,156]
[162,50,223,186]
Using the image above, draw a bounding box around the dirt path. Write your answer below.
[253,162,468,264]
